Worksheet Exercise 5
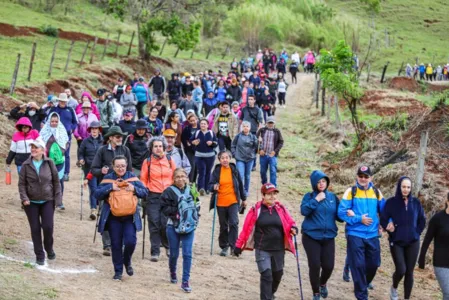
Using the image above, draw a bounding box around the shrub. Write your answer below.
[39,24,59,37]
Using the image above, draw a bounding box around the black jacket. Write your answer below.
[77,135,103,167]
[149,76,166,95]
[227,85,242,103]
[160,184,199,221]
[168,79,182,99]
[90,144,132,181]
[9,106,46,131]
[125,132,152,170]
[181,83,194,97]
[118,120,136,137]
[208,163,246,205]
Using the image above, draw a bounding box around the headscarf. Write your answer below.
[40,112,69,149]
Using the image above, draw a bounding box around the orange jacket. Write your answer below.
[140,155,175,193]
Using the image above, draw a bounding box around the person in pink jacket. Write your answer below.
[74,102,99,146]
[234,183,298,300]
[306,50,316,73]
[75,92,100,120]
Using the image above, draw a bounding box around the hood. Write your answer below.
[15,117,33,129]
[81,92,93,102]
[310,170,330,192]
[393,176,412,203]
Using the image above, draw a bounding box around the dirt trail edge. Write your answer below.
[0,74,441,300]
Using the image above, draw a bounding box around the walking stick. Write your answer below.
[293,235,304,300]
[210,192,217,255]
[93,203,102,243]
[80,168,84,220]
[142,209,146,259]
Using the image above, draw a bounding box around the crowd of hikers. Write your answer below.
[6,48,449,300]
[406,63,449,81]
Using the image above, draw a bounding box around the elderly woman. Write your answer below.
[19,138,62,265]
[40,112,69,210]
[231,121,258,197]
[209,150,246,256]
[234,183,297,300]
[95,155,148,281]
[161,168,200,293]
[74,101,99,147]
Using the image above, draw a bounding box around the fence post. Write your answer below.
[64,40,75,72]
[398,61,404,76]
[335,95,341,129]
[90,37,98,64]
[102,32,110,60]
[321,87,326,116]
[159,38,167,56]
[127,31,135,56]
[79,41,90,67]
[415,57,419,65]
[222,44,229,59]
[315,78,321,109]
[27,42,37,81]
[380,62,390,83]
[174,47,180,58]
[206,47,211,60]
[312,76,318,104]
[10,53,21,95]
[190,47,195,59]
[115,32,121,57]
[415,130,428,194]
[48,40,58,77]
[327,95,331,120]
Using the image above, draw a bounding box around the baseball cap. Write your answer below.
[261,183,279,194]
[357,165,372,177]
[29,138,46,150]
[266,116,275,124]
[163,129,176,137]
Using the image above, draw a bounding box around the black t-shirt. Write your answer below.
[254,204,284,251]
[419,210,449,268]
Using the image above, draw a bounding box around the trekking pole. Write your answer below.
[256,141,261,202]
[80,168,84,221]
[293,235,304,300]
[142,209,146,259]
[93,202,102,243]
[210,192,217,255]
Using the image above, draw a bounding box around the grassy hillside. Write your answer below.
[326,0,449,74]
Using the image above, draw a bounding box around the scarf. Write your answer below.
[40,112,69,149]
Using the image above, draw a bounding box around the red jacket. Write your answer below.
[236,201,297,254]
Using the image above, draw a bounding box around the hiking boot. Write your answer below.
[103,247,111,256]
[57,205,65,211]
[170,272,178,284]
[47,251,56,260]
[63,174,69,182]
[368,282,374,290]
[220,247,229,257]
[390,286,398,300]
[313,294,320,300]
[199,189,205,196]
[90,209,96,220]
[36,258,45,266]
[343,267,351,282]
[150,255,159,262]
[181,281,192,293]
[320,285,328,298]
[125,265,134,276]
[113,273,122,281]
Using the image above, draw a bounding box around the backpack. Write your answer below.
[146,155,172,179]
[49,143,65,165]
[350,185,381,211]
[101,177,139,217]
[169,185,199,234]
[195,129,214,140]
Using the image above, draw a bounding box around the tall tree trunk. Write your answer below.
[137,19,148,60]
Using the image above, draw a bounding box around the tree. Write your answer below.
[359,0,381,13]
[317,40,364,140]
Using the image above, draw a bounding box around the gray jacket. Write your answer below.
[231,132,258,162]
[120,92,138,115]
[167,147,191,175]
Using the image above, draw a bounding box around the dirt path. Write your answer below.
[0,73,441,300]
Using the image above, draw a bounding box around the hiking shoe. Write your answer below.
[47,251,56,260]
[343,267,351,282]
[150,255,159,262]
[251,167,256,172]
[368,282,374,290]
[181,281,192,293]
[206,190,210,195]
[320,285,328,298]
[63,174,69,182]
[90,209,96,220]
[36,259,45,266]
[219,247,229,257]
[103,247,111,256]
[165,248,170,257]
[113,273,122,281]
[199,189,205,196]
[313,294,320,300]
[57,205,65,211]
[170,272,178,284]
[390,286,398,300]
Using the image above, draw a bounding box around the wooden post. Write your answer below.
[222,44,229,59]
[380,62,390,83]
[415,131,429,194]
[79,41,90,67]
[415,57,419,65]
[48,40,58,77]
[102,32,110,60]
[206,47,211,59]
[366,63,371,82]
[127,31,135,56]
[174,47,180,58]
[321,87,326,116]
[27,42,37,81]
[398,61,404,76]
[10,53,21,95]
[312,77,318,105]
[316,79,321,109]
[115,32,121,57]
[64,40,75,72]
[327,95,331,120]
[89,37,98,64]
[190,47,195,59]
[159,38,167,56]
[335,95,341,129]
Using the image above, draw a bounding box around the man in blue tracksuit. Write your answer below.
[338,166,386,300]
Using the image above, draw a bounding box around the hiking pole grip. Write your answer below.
[294,235,304,300]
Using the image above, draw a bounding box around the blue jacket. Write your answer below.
[380,176,426,246]
[419,65,425,73]
[215,87,227,102]
[94,171,148,233]
[190,129,217,155]
[338,182,386,239]
[301,170,341,240]
[48,106,77,133]
[132,83,150,103]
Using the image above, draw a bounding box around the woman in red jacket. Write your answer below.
[234,183,298,300]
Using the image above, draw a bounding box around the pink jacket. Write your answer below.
[74,113,98,140]
[75,93,100,120]
[235,200,297,254]
[306,52,316,64]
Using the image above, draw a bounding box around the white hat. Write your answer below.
[57,93,68,102]
[29,138,46,150]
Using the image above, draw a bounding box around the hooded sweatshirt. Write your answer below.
[6,117,40,166]
[75,92,100,120]
[301,170,341,240]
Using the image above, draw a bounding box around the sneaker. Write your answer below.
[47,251,56,260]
[343,267,351,282]
[219,247,229,257]
[313,294,320,300]
[63,174,69,182]
[36,258,45,266]
[199,189,205,196]
[251,167,256,172]
[181,281,192,293]
[205,190,210,195]
[57,205,65,211]
[389,286,398,300]
[150,255,159,262]
[103,247,111,256]
[320,285,328,298]
[368,282,374,290]
[113,273,122,281]
[90,209,96,220]
[170,272,178,284]
[165,248,170,257]
[125,265,134,276]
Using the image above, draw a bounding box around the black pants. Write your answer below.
[278,92,286,106]
[24,201,55,261]
[256,249,284,300]
[217,203,239,250]
[302,234,335,294]
[136,102,146,119]
[218,136,232,152]
[146,192,169,256]
[185,149,197,183]
[291,72,297,83]
[390,240,420,299]
[426,73,432,81]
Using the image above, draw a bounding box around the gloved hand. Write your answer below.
[233,247,242,257]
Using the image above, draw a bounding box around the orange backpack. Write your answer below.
[101,177,139,217]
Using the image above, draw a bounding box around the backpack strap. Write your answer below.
[169,185,191,201]
[350,186,357,209]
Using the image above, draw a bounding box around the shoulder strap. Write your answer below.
[373,186,380,200]
[351,186,357,209]
[147,157,152,180]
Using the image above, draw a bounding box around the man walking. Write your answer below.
[213,101,239,152]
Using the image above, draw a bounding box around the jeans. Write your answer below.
[434,267,449,300]
[146,193,169,256]
[24,201,54,261]
[185,149,197,183]
[217,203,239,250]
[390,240,420,299]
[236,160,253,197]
[166,225,195,283]
[64,136,71,175]
[218,136,232,152]
[83,166,97,209]
[17,165,22,173]
[260,155,278,186]
[195,156,215,191]
[108,214,136,275]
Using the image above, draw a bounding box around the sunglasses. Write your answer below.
[357,174,370,179]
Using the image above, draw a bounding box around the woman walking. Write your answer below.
[145,106,163,136]
[418,192,449,300]
[164,111,183,148]
[161,168,200,293]
[209,150,246,256]
[234,183,297,300]
[381,176,426,300]
[19,138,62,265]
[181,114,200,183]
[74,101,98,147]
[301,170,342,300]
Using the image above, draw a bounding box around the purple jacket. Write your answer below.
[74,113,98,140]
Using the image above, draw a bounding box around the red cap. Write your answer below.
[261,183,279,194]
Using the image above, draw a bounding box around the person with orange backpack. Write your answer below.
[95,155,148,281]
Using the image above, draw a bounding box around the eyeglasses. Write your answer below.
[114,165,127,169]
[357,174,370,179]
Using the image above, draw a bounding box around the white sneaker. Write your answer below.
[390,286,398,300]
